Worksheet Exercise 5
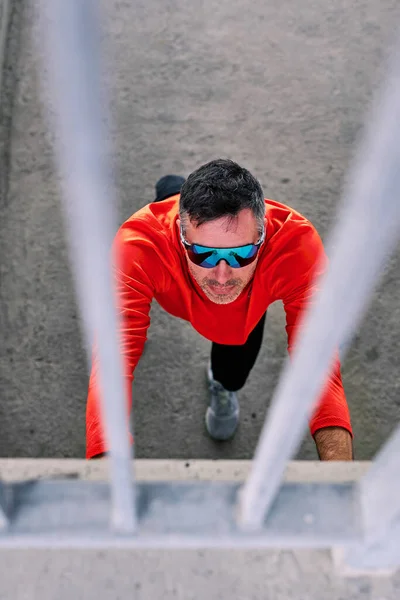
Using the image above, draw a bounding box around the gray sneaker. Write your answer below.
[205,363,239,440]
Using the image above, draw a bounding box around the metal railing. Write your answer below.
[0,0,398,573]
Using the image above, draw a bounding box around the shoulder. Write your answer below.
[114,196,179,253]
[118,195,180,243]
[112,197,180,282]
[261,199,327,295]
[264,199,324,263]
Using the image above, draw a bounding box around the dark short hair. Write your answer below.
[179,158,265,234]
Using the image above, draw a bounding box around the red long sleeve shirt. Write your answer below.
[86,196,352,458]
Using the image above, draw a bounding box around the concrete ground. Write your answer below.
[1,547,398,600]
[1,0,400,460]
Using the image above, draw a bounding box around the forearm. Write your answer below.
[313,426,354,461]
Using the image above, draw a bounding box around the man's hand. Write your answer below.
[313,426,353,461]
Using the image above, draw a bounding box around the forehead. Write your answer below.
[184,209,260,247]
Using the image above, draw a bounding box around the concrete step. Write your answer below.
[0,458,372,482]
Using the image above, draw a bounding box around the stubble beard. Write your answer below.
[188,262,257,305]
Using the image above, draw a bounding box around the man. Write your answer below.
[86,159,353,460]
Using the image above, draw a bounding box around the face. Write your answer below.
[178,208,261,305]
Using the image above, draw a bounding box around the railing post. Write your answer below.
[238,36,400,531]
[39,0,136,532]
[338,424,400,571]
[0,481,9,529]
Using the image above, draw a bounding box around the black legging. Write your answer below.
[154,176,266,391]
[211,312,267,391]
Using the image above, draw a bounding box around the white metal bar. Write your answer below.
[0,482,8,529]
[39,0,135,532]
[360,424,400,542]
[0,0,11,97]
[238,37,400,530]
[340,424,400,570]
[340,518,400,573]
[0,479,364,550]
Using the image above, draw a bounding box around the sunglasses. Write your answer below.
[180,225,265,269]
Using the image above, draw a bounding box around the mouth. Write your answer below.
[208,284,237,296]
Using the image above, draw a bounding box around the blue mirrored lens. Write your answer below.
[190,244,258,268]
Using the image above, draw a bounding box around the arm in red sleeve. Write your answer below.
[276,225,353,440]
[85,226,158,459]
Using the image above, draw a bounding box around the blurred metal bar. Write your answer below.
[239,38,400,530]
[341,424,400,570]
[360,424,400,542]
[0,482,9,529]
[0,0,11,96]
[0,479,363,550]
[39,0,136,532]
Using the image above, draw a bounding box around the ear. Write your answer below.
[176,218,182,239]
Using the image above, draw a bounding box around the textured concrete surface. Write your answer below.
[0,546,399,600]
[0,458,373,481]
[0,460,399,599]
[0,0,400,460]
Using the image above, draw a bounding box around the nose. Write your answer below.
[212,260,233,284]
